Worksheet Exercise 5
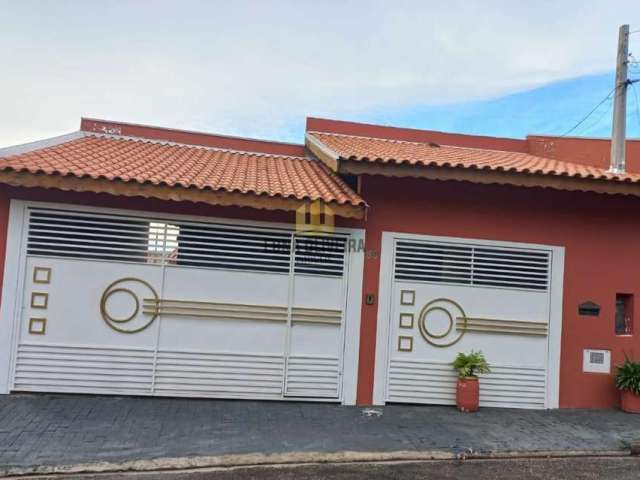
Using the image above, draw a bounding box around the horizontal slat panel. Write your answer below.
[15,373,152,384]
[13,384,152,394]
[388,374,544,386]
[26,208,294,274]
[28,207,354,278]
[387,359,546,409]
[285,356,340,398]
[154,350,284,398]
[153,385,282,396]
[15,364,154,374]
[156,356,283,368]
[14,343,154,394]
[294,235,346,277]
[153,376,282,388]
[394,240,550,291]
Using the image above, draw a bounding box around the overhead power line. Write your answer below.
[575,96,613,136]
[560,79,640,138]
[560,85,618,137]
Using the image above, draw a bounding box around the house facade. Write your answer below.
[0,116,638,409]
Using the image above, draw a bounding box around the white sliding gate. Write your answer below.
[374,233,564,409]
[0,202,364,403]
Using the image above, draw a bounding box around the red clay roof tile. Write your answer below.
[309,131,640,183]
[0,134,365,208]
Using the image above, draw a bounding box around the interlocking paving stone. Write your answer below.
[0,393,639,468]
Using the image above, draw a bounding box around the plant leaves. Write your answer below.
[451,350,491,378]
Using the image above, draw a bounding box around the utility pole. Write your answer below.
[610,24,630,173]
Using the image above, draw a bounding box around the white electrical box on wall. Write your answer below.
[583,349,611,374]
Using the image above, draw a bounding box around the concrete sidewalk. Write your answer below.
[1,394,639,475]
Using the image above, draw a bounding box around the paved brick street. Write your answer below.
[1,393,640,471]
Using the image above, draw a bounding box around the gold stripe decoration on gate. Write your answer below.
[142,299,343,325]
[417,298,468,348]
[100,278,159,334]
[455,317,548,336]
[100,277,342,334]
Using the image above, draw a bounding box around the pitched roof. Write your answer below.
[306,116,528,153]
[307,131,640,184]
[0,130,366,218]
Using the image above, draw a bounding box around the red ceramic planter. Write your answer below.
[456,377,479,412]
[621,390,640,413]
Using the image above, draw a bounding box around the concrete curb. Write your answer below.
[0,449,631,478]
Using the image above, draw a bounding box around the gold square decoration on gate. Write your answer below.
[398,336,413,352]
[399,313,414,329]
[33,267,52,284]
[28,317,46,335]
[400,290,415,306]
[31,292,49,309]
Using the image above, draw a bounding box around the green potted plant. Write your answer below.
[615,355,640,413]
[451,350,491,412]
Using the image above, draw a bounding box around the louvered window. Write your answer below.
[26,208,347,277]
[394,240,550,291]
[294,235,346,277]
[175,223,291,273]
[27,209,152,263]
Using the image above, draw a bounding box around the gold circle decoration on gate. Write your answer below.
[418,298,467,348]
[100,277,159,334]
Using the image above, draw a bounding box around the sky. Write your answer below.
[0,1,639,148]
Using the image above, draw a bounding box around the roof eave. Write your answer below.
[305,133,340,171]
[338,160,640,198]
[0,170,366,219]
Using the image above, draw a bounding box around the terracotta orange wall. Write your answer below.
[81,118,306,157]
[3,183,639,409]
[307,117,528,152]
[527,136,640,173]
[356,175,640,408]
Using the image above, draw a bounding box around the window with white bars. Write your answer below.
[394,240,550,291]
[175,223,292,273]
[26,208,347,277]
[27,209,152,263]
[294,235,346,276]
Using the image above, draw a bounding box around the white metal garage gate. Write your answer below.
[374,233,564,409]
[0,203,363,403]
